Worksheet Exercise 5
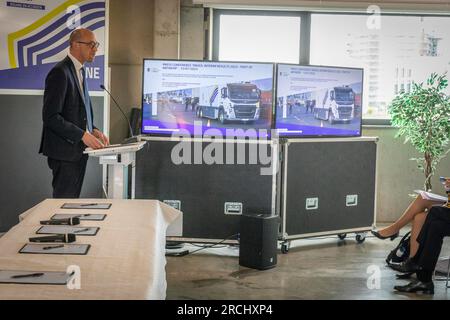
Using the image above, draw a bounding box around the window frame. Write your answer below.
[212,9,309,64]
[212,9,450,126]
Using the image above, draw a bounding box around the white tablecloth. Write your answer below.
[0,199,181,300]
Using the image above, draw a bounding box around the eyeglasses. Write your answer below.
[76,41,100,49]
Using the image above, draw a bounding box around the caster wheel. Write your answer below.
[356,234,366,243]
[338,233,347,240]
[281,242,290,254]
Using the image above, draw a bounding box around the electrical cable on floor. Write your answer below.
[167,232,405,257]
[166,233,239,257]
[296,233,405,241]
[190,244,228,249]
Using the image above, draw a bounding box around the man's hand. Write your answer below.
[92,129,110,146]
[82,131,104,149]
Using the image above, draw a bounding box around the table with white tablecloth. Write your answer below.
[0,199,182,300]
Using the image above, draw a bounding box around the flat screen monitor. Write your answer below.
[275,64,363,137]
[141,59,274,138]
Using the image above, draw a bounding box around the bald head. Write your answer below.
[69,28,94,47]
[69,28,98,64]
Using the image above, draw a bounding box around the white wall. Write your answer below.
[108,0,155,143]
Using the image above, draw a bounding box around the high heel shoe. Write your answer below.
[371,230,399,241]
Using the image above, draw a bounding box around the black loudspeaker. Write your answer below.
[239,214,279,270]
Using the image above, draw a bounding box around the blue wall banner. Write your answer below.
[0,0,106,91]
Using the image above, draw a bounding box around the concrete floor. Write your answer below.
[166,228,450,300]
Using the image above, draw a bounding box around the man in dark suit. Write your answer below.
[39,28,109,198]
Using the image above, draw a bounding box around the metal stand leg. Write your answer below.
[107,164,128,199]
[131,160,136,200]
[446,258,450,288]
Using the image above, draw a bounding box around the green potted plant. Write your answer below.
[389,72,450,191]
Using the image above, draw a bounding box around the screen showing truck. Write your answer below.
[141,59,274,137]
[275,64,363,137]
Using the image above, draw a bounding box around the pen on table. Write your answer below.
[80,203,98,207]
[11,272,44,279]
[74,228,90,233]
[43,244,65,250]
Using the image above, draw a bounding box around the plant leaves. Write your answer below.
[388,72,450,191]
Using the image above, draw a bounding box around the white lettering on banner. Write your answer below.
[86,67,100,79]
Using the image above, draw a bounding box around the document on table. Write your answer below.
[0,270,74,285]
[19,243,91,255]
[414,190,447,202]
[51,213,106,221]
[36,226,99,236]
[61,203,111,210]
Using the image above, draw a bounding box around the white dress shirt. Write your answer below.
[68,52,84,92]
[68,52,90,132]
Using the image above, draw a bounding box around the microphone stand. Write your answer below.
[100,84,139,144]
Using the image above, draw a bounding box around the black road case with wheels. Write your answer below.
[279,137,378,253]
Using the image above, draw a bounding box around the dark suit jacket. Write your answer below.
[39,56,96,162]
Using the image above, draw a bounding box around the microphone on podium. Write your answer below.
[100,84,138,144]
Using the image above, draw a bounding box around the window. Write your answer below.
[215,12,301,64]
[310,14,450,119]
[214,10,450,121]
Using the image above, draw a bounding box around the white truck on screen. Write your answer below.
[192,83,261,124]
[313,86,355,124]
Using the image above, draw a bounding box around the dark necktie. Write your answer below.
[80,67,93,133]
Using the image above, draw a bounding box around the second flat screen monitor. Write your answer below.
[142,60,274,138]
[276,64,363,137]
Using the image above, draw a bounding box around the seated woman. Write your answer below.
[371,194,445,259]
[393,204,450,294]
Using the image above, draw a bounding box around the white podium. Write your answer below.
[84,141,147,199]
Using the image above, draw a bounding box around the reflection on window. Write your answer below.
[310,14,450,119]
[219,15,300,64]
